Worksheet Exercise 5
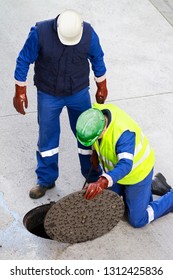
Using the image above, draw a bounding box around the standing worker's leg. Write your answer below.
[30,91,63,199]
[66,88,102,182]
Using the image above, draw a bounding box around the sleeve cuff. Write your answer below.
[101,173,113,187]
[94,74,106,83]
[15,80,27,86]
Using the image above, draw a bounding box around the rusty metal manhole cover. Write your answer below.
[44,189,124,243]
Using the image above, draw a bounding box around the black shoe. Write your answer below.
[152,173,172,196]
[29,183,55,199]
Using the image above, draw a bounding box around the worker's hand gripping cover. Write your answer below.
[84,176,108,200]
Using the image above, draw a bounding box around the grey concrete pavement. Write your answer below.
[150,0,173,26]
[1,0,173,260]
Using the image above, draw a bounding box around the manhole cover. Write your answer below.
[44,189,124,243]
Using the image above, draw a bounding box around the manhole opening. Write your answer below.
[23,203,55,239]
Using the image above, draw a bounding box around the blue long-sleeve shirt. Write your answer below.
[14,26,106,82]
[102,130,135,186]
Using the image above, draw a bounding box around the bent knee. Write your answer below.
[129,219,146,228]
[128,215,149,228]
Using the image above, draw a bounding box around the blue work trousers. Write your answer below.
[35,89,101,186]
[109,169,173,227]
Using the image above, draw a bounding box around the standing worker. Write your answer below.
[13,9,107,199]
[76,103,173,228]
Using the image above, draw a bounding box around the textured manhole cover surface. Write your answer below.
[44,189,125,243]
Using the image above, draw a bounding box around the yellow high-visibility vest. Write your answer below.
[93,103,155,185]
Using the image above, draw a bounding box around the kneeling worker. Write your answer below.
[76,103,173,228]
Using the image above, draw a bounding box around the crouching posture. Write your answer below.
[76,103,173,228]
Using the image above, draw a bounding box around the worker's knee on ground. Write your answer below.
[128,216,147,228]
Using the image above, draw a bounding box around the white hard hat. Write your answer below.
[57,9,83,45]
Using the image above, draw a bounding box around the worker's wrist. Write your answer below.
[101,173,113,187]
[15,79,27,86]
[94,74,106,83]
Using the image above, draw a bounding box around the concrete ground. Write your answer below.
[0,0,173,260]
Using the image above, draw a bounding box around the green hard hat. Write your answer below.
[76,108,105,146]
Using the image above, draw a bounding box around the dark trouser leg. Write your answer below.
[110,170,153,228]
[66,89,102,182]
[36,91,63,186]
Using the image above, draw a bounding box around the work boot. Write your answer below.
[29,183,55,199]
[152,173,172,196]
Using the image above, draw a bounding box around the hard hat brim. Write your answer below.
[76,133,100,147]
[57,25,83,46]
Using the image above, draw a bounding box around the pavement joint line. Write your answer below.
[0,111,37,118]
[1,91,173,119]
[107,91,173,102]
[149,0,173,27]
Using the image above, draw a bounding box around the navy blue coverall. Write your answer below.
[14,17,106,186]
